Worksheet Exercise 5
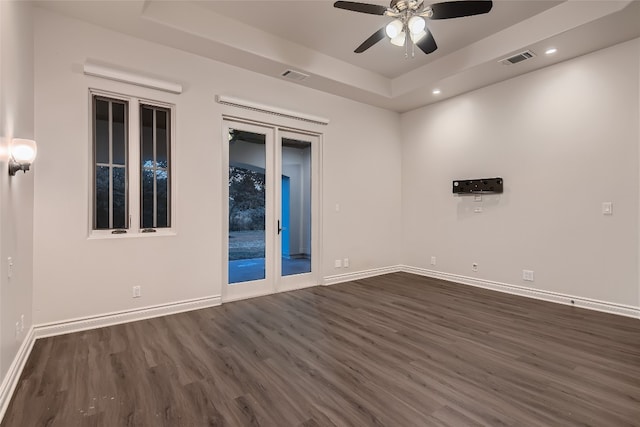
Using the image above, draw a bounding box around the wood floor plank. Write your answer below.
[2,272,639,426]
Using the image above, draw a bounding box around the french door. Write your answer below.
[222,119,320,302]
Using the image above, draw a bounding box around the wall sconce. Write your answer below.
[8,138,37,176]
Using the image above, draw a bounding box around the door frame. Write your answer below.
[221,116,323,303]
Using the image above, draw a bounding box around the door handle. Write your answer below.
[278,220,283,235]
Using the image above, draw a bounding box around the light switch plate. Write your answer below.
[523,270,535,282]
[602,202,613,215]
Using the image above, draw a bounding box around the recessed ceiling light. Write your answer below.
[545,48,557,55]
[432,89,441,95]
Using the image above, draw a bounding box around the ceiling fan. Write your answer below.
[334,0,493,57]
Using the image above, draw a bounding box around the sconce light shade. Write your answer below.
[9,138,37,176]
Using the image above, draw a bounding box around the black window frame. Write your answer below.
[139,103,172,230]
[92,95,129,231]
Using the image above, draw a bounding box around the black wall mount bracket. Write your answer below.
[453,177,503,194]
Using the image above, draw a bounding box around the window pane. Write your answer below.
[156,110,168,168]
[113,167,127,229]
[228,129,266,284]
[93,95,129,231]
[281,138,312,277]
[112,102,126,165]
[141,107,154,168]
[95,99,109,164]
[156,170,169,228]
[141,168,154,228]
[95,166,110,229]
[140,104,171,229]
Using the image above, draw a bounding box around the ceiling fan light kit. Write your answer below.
[385,19,403,38]
[390,32,406,47]
[410,30,426,43]
[408,15,426,34]
[334,0,493,57]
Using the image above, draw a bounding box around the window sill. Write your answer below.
[87,229,177,240]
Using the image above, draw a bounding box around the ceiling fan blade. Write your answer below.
[429,1,492,19]
[415,29,437,54]
[355,28,386,53]
[334,1,388,15]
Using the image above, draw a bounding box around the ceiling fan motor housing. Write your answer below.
[390,0,424,13]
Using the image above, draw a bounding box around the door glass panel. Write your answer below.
[228,129,267,284]
[281,137,312,276]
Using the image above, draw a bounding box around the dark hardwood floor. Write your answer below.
[3,272,640,426]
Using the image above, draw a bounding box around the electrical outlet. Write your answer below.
[20,314,24,332]
[15,322,20,339]
[7,257,13,279]
[132,286,141,298]
[334,259,342,268]
[523,270,535,282]
[472,262,478,272]
[430,256,436,266]
[343,258,349,268]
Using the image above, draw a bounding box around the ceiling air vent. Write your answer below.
[500,50,536,65]
[281,69,309,82]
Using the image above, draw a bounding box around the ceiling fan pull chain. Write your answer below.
[404,23,409,58]
[411,36,416,58]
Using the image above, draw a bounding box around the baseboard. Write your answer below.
[0,327,36,422]
[402,265,640,319]
[223,290,273,304]
[324,265,402,286]
[34,295,222,339]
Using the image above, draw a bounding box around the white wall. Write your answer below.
[401,38,640,307]
[32,8,402,325]
[0,0,35,379]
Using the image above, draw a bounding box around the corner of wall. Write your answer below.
[0,0,36,419]
[399,38,640,311]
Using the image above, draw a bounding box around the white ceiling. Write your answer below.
[35,0,640,112]
[197,0,561,79]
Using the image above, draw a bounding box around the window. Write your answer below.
[91,91,174,235]
[140,104,171,229]
[93,96,128,230]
